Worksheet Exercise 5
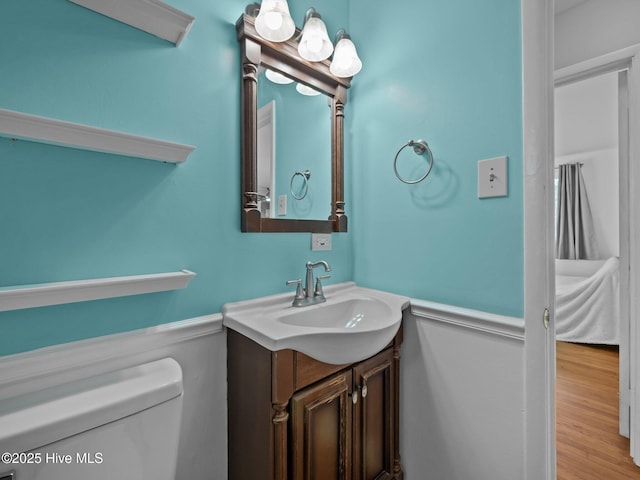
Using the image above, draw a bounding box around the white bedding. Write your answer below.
[555,256,620,345]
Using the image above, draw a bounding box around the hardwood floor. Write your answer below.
[556,341,640,479]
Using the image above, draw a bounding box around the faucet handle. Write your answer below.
[286,279,305,301]
[314,274,331,298]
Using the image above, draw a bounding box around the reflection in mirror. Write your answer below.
[257,67,331,220]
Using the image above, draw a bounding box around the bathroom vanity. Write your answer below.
[227,327,403,480]
[223,281,409,480]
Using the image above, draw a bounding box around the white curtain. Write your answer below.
[555,163,599,259]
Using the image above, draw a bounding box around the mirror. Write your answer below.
[256,67,331,221]
[237,12,350,233]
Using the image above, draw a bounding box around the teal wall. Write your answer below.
[349,0,524,317]
[0,0,352,356]
[0,0,524,356]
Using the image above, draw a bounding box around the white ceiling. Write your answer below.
[555,0,590,15]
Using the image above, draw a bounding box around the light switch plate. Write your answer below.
[311,233,332,251]
[478,156,508,198]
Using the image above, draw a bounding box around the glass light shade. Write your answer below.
[330,37,362,77]
[298,16,333,61]
[265,69,294,84]
[254,0,295,42]
[296,83,322,96]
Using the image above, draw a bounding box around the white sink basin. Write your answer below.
[222,282,409,365]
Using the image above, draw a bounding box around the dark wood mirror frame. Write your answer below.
[236,13,351,233]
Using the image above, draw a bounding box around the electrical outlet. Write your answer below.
[478,156,508,198]
[311,233,332,251]
[278,195,287,215]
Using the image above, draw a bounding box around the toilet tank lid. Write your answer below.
[0,357,183,453]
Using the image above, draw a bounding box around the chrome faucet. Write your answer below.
[286,261,332,307]
[305,261,331,298]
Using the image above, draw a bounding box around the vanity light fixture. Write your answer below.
[253,0,295,42]
[330,29,362,78]
[295,83,322,96]
[297,8,333,62]
[247,4,362,78]
[265,69,294,84]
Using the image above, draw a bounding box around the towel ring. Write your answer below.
[290,170,311,200]
[393,139,434,184]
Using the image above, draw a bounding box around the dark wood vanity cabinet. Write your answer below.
[227,328,403,480]
[290,368,352,479]
[352,350,398,480]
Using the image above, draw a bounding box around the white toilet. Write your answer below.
[0,358,183,480]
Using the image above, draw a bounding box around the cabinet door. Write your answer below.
[352,348,395,480]
[291,370,353,480]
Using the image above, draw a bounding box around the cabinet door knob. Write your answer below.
[360,384,368,398]
[349,390,358,404]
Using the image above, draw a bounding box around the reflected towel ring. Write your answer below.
[393,139,434,184]
[290,170,311,200]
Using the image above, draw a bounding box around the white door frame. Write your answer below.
[619,68,632,440]
[522,0,556,478]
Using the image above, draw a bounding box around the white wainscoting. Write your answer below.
[0,314,227,480]
[401,300,525,480]
[0,300,525,480]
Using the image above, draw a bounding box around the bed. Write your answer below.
[555,256,620,345]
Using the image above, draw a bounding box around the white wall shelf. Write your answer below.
[0,270,196,312]
[68,0,195,46]
[0,108,195,163]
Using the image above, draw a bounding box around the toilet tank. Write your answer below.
[0,358,183,480]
